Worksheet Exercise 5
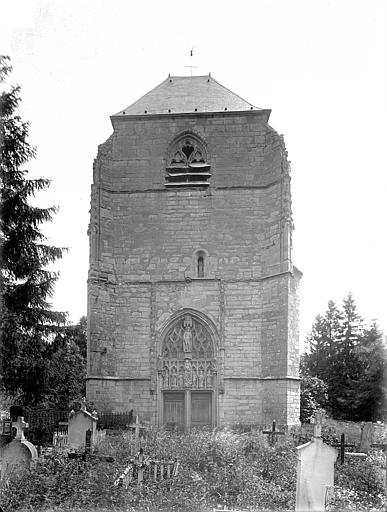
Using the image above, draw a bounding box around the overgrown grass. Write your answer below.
[0,427,385,512]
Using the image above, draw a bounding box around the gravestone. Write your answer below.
[262,420,285,446]
[295,412,337,512]
[128,415,149,453]
[359,422,374,453]
[0,417,38,480]
[0,418,12,449]
[68,398,98,450]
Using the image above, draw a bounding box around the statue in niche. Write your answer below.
[171,368,177,388]
[206,369,213,387]
[198,368,205,388]
[184,360,192,388]
[162,367,169,388]
[192,372,198,388]
[183,315,193,353]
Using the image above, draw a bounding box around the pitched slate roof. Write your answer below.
[113,75,260,116]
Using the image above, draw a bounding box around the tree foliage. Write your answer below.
[45,316,87,409]
[299,374,328,423]
[0,56,66,405]
[301,293,386,421]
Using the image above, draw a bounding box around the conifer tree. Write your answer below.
[301,293,386,421]
[305,301,342,384]
[0,56,66,405]
[332,293,364,419]
[352,322,386,421]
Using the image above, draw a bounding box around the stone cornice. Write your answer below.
[86,376,151,381]
[225,376,301,381]
[111,109,271,127]
[97,179,282,195]
[87,268,300,287]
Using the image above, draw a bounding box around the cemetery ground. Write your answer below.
[0,420,385,512]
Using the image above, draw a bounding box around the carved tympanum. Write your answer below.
[161,315,216,389]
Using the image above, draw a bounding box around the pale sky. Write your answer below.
[1,0,386,346]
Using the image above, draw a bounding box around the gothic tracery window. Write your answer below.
[166,135,211,188]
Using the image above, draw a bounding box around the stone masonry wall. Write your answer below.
[87,110,301,425]
[106,112,275,192]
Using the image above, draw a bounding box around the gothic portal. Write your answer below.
[87,75,302,428]
[159,310,219,428]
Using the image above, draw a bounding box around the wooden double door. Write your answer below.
[163,391,212,430]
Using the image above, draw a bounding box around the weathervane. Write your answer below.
[185,47,197,77]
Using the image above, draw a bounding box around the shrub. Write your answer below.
[334,450,386,507]
[0,448,127,511]
[0,428,384,512]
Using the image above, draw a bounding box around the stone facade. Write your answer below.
[87,76,302,427]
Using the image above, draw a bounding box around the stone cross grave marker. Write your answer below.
[310,410,323,437]
[13,416,28,440]
[295,412,337,512]
[128,415,148,453]
[262,420,285,446]
[0,416,38,481]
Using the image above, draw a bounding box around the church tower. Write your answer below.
[87,75,302,428]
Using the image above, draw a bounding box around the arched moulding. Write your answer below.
[158,309,219,390]
[165,132,211,188]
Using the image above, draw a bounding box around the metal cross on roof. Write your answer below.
[185,47,198,77]
[12,416,29,440]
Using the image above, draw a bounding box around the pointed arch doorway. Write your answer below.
[158,311,218,430]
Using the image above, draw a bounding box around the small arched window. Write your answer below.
[197,255,204,278]
[196,251,205,278]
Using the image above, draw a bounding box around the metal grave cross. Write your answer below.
[331,433,355,464]
[12,416,29,440]
[262,420,285,446]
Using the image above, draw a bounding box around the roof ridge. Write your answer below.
[114,75,170,116]
[168,75,210,78]
[209,75,260,110]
